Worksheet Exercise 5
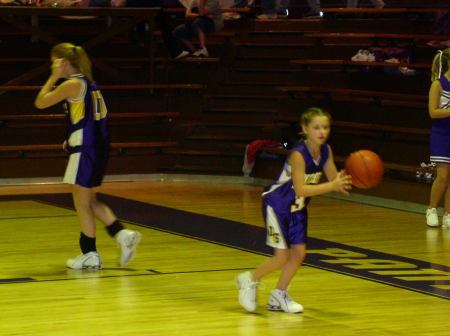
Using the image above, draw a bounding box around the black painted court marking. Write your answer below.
[0,277,36,284]
[2,193,450,300]
[0,268,254,284]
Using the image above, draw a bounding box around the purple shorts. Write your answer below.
[263,198,308,249]
[63,145,109,188]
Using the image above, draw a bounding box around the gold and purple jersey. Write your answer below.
[263,141,330,213]
[64,74,108,151]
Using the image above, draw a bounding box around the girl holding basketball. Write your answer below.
[34,43,141,269]
[236,107,352,313]
[426,48,450,227]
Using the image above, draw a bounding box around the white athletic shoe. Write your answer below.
[267,289,304,313]
[426,208,440,227]
[443,214,450,228]
[351,49,375,62]
[67,251,102,270]
[236,271,259,312]
[116,229,142,266]
[174,50,190,60]
[193,47,209,57]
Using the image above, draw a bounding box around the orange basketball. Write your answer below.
[345,150,384,189]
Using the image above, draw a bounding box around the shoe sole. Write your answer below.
[267,303,303,313]
[267,304,283,311]
[67,263,103,270]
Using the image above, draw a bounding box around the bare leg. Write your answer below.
[196,27,207,49]
[72,184,96,237]
[252,248,289,281]
[276,244,306,290]
[429,164,450,208]
[445,179,450,215]
[180,39,196,53]
[91,192,117,226]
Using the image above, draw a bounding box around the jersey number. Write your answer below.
[268,226,280,244]
[91,91,107,120]
[291,197,305,213]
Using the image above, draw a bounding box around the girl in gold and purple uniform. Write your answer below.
[35,43,141,269]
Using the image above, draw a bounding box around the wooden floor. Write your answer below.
[1,180,450,336]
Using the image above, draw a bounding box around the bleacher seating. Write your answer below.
[0,2,448,190]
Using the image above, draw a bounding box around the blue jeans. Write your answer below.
[261,0,289,15]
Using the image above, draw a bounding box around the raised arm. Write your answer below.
[34,59,81,109]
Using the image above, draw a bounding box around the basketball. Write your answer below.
[345,150,384,189]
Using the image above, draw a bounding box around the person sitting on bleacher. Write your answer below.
[173,0,224,57]
[304,0,384,18]
[94,0,188,60]
[256,0,289,19]
[428,11,450,49]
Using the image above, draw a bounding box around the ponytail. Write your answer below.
[51,43,93,83]
[431,48,450,82]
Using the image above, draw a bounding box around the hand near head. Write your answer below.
[51,58,66,79]
[332,170,352,195]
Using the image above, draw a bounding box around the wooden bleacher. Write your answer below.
[290,59,430,70]
[0,3,446,183]
[304,32,450,47]
[279,86,428,108]
[320,8,449,14]
[259,145,421,174]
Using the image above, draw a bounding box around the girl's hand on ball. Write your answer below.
[333,170,352,195]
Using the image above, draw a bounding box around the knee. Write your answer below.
[173,25,186,39]
[289,247,306,265]
[436,169,450,184]
[274,252,290,266]
[191,19,203,33]
[290,251,306,265]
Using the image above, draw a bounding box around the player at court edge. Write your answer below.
[34,42,141,269]
[236,107,352,313]
[426,48,450,228]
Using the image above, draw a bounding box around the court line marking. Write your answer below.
[0,268,254,284]
[2,193,450,300]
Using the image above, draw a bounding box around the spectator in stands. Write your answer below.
[0,0,28,5]
[428,11,450,48]
[426,48,450,228]
[304,0,384,18]
[86,0,188,59]
[257,0,289,19]
[173,0,224,57]
[346,0,384,8]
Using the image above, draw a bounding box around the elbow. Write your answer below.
[34,100,46,110]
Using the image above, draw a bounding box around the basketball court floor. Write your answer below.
[1,179,450,336]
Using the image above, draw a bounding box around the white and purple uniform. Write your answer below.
[262,141,329,249]
[63,74,109,188]
[430,76,450,165]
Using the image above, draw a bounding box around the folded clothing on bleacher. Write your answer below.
[242,140,282,177]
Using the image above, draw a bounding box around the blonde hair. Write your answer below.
[431,48,450,82]
[51,43,93,82]
[300,107,331,127]
[297,107,331,139]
